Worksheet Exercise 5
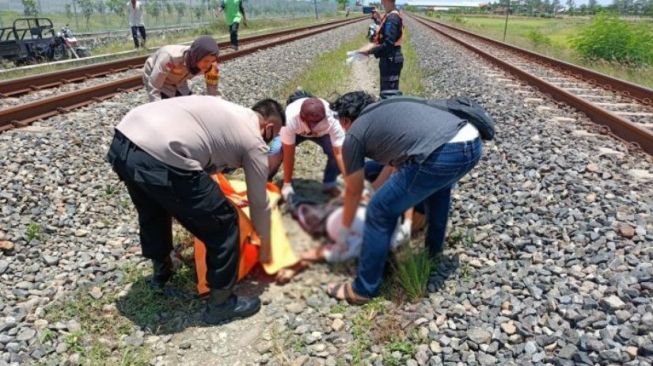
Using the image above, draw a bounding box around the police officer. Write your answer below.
[142,36,221,102]
[357,0,403,92]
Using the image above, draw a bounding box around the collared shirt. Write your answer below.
[142,45,218,102]
[116,96,271,247]
[279,97,345,147]
[127,1,145,27]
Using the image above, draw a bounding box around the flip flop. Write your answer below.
[326,282,370,305]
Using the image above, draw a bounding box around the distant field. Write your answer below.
[427,14,653,89]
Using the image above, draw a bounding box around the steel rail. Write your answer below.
[0,17,364,132]
[410,14,653,155]
[0,17,363,98]
[412,14,653,105]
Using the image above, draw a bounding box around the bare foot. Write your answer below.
[300,247,326,262]
[275,260,310,285]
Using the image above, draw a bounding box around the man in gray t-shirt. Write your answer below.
[325,91,483,304]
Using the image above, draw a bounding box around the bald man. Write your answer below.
[269,97,346,200]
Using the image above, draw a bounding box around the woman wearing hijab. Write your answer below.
[142,36,221,102]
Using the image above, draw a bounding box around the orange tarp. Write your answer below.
[194,174,298,295]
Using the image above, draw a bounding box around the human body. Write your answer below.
[219,0,247,50]
[327,92,483,303]
[128,0,146,48]
[271,97,346,199]
[358,0,403,91]
[107,96,285,323]
[142,36,220,102]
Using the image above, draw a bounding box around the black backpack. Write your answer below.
[359,96,495,141]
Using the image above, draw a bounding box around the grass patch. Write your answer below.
[429,13,653,88]
[25,222,41,242]
[43,261,201,365]
[392,247,435,302]
[275,32,368,101]
[400,30,425,97]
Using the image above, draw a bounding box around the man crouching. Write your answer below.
[106,95,285,324]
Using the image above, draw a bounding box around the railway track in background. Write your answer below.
[0,17,364,132]
[0,17,363,98]
[410,14,653,155]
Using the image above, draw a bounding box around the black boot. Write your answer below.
[202,290,261,325]
[149,255,175,290]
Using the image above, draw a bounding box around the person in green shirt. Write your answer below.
[219,0,247,51]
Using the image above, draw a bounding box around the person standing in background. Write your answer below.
[218,0,248,51]
[128,0,147,49]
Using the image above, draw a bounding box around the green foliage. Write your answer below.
[387,339,416,354]
[106,0,126,17]
[572,12,653,65]
[393,247,435,302]
[78,0,95,29]
[194,6,204,21]
[96,0,107,15]
[147,0,163,21]
[26,222,41,242]
[21,0,38,16]
[174,2,187,22]
[65,4,73,20]
[450,14,466,24]
[526,29,552,46]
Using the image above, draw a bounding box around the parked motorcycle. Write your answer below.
[48,25,91,61]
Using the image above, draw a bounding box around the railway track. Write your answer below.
[0,17,362,98]
[410,14,653,155]
[0,17,363,132]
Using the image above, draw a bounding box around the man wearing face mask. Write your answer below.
[106,96,285,324]
[142,36,221,102]
[269,97,346,200]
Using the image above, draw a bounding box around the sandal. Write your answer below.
[326,282,370,305]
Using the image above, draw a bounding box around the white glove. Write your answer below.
[281,183,294,201]
[346,51,366,65]
[392,219,412,249]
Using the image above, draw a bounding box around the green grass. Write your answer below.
[43,262,200,364]
[392,247,435,302]
[25,222,41,242]
[275,32,369,102]
[399,30,425,96]
[428,13,653,88]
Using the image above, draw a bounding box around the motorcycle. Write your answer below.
[48,25,91,61]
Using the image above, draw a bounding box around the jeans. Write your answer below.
[131,26,146,48]
[353,138,483,298]
[268,134,340,188]
[229,22,240,47]
[107,130,239,291]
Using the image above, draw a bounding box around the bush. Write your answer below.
[527,29,552,47]
[393,247,435,302]
[571,12,653,66]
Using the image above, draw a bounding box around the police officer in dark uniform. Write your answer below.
[357,0,403,92]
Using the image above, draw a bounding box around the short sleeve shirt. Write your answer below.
[343,100,466,175]
[280,98,345,147]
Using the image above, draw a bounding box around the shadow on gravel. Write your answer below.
[426,254,460,293]
[115,265,274,335]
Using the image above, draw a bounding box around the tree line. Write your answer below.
[484,0,653,17]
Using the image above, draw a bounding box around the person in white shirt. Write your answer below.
[269,97,346,199]
[128,0,146,48]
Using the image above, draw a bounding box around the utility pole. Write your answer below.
[314,0,319,19]
[73,0,80,30]
[502,0,510,42]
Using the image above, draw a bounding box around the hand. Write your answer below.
[281,183,294,201]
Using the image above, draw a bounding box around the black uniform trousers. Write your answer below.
[379,48,404,91]
[107,130,239,291]
[229,22,240,47]
[131,26,147,48]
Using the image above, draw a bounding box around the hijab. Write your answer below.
[184,36,219,75]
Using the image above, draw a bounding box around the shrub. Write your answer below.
[571,12,653,66]
[527,29,552,47]
[393,247,435,302]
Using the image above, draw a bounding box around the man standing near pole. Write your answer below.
[218,0,247,51]
[128,0,147,48]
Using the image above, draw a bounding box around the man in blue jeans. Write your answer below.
[269,97,346,199]
[326,91,483,304]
